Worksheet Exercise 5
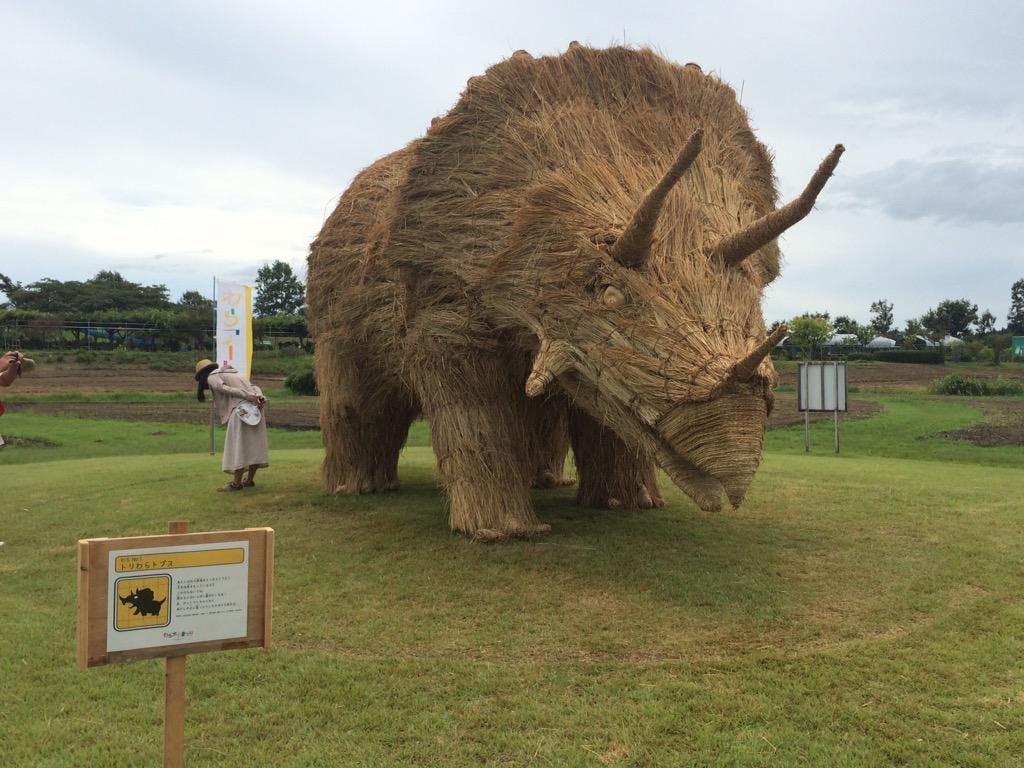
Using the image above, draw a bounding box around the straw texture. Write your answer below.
[307,45,839,538]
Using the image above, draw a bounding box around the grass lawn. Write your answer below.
[0,397,1021,766]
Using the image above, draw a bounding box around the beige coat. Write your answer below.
[208,366,269,472]
[208,367,264,425]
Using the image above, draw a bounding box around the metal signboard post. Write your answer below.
[797,361,848,453]
[78,523,274,767]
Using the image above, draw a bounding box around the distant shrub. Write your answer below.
[285,368,317,396]
[846,352,874,361]
[930,374,1024,396]
[873,349,945,364]
[74,350,97,364]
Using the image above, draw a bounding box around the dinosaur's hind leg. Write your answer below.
[569,407,664,510]
[318,341,417,494]
[527,394,574,489]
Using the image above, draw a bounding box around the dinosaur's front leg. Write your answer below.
[413,350,550,541]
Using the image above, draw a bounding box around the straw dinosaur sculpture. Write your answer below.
[307,45,842,540]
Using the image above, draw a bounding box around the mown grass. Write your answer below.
[0,396,1021,766]
[0,413,431,466]
[766,393,1023,468]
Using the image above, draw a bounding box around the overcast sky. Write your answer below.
[2,0,1022,327]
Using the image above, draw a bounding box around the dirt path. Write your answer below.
[10,361,285,394]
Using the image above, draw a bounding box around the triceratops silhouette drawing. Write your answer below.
[119,587,166,616]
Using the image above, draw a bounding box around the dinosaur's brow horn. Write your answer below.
[609,129,703,269]
[710,145,844,268]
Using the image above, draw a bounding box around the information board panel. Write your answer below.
[78,528,273,669]
[798,361,848,412]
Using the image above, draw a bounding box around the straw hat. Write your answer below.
[19,356,35,373]
[194,359,217,380]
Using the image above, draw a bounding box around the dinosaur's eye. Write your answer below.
[599,285,626,309]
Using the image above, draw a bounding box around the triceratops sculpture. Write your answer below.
[307,45,842,540]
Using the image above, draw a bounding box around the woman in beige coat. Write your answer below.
[195,359,269,491]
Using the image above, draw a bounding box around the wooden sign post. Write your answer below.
[77,524,274,767]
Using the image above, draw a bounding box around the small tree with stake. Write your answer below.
[788,315,833,359]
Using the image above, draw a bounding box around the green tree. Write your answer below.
[832,315,857,333]
[869,299,894,336]
[254,261,304,317]
[987,334,1012,366]
[0,271,170,314]
[921,299,978,339]
[974,310,997,337]
[1008,278,1024,334]
[800,311,831,323]
[788,315,833,358]
[851,322,873,345]
[902,318,926,348]
[178,290,214,312]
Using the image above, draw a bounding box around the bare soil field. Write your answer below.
[777,361,1024,390]
[5,361,1023,445]
[768,392,882,428]
[15,359,1023,395]
[937,398,1024,448]
[10,361,285,394]
[4,399,321,430]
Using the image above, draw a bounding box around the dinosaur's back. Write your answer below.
[307,144,417,366]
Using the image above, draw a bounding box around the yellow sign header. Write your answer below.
[114,547,245,573]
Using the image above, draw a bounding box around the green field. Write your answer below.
[1,396,1022,766]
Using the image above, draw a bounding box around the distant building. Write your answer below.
[941,335,963,346]
[866,336,896,349]
[825,333,859,346]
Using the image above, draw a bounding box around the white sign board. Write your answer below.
[106,541,250,654]
[798,361,848,412]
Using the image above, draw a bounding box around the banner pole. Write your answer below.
[210,277,216,456]
[164,520,190,768]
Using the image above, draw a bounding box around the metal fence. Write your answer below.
[1,319,304,352]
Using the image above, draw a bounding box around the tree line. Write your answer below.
[780,279,1024,361]
[0,261,309,351]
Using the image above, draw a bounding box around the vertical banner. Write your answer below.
[216,280,253,380]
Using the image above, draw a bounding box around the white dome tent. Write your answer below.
[866,336,896,349]
[825,333,859,346]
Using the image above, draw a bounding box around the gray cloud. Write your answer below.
[3,0,1024,325]
[840,158,1024,224]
